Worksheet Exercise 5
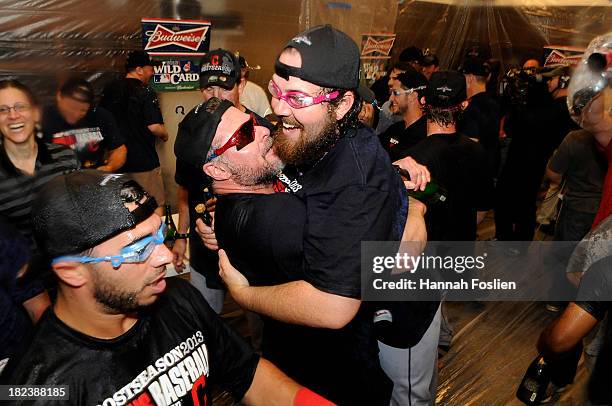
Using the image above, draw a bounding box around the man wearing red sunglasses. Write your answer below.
[172,49,273,317]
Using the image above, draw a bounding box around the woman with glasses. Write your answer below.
[0,79,78,330]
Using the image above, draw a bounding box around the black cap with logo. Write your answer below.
[275,24,360,90]
[199,49,241,90]
[424,71,467,108]
[32,170,158,258]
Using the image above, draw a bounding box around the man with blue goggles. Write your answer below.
[52,222,166,268]
[2,170,334,406]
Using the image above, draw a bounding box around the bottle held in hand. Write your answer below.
[164,204,177,246]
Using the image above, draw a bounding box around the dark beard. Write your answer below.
[273,110,340,167]
[92,272,147,314]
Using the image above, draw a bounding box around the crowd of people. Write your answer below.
[0,22,610,406]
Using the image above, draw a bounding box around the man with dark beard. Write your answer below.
[0,170,335,406]
[184,25,431,405]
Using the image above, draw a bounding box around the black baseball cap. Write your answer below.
[399,46,423,63]
[397,67,428,96]
[174,97,234,174]
[425,71,467,108]
[199,49,241,90]
[125,50,161,70]
[358,84,376,104]
[59,76,95,104]
[421,54,439,68]
[461,56,490,77]
[32,170,158,258]
[275,24,360,90]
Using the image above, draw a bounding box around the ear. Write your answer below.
[334,90,355,121]
[203,161,231,181]
[52,261,88,288]
[32,105,42,124]
[460,100,469,110]
[420,96,427,106]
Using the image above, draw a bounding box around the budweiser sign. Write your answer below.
[362,37,396,57]
[544,50,583,66]
[145,25,208,51]
[543,46,584,67]
[142,18,211,56]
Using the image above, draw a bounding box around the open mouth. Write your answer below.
[282,121,301,130]
[8,123,25,131]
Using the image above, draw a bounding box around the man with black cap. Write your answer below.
[100,50,169,215]
[188,25,432,405]
[42,76,127,171]
[420,54,439,80]
[408,70,493,241]
[172,49,272,314]
[379,66,428,161]
[459,56,502,180]
[0,170,335,406]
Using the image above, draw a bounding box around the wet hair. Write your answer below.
[422,105,464,127]
[324,87,362,133]
[0,79,38,106]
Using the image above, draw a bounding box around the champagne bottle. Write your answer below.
[164,204,177,244]
[516,355,551,404]
[194,187,213,226]
[393,165,448,206]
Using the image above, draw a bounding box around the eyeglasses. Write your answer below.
[52,223,166,268]
[0,103,31,116]
[390,86,426,97]
[207,113,257,162]
[268,80,340,109]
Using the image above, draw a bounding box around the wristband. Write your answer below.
[175,233,189,239]
[294,388,335,406]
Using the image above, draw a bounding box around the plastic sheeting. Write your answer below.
[0,0,302,103]
[393,1,612,72]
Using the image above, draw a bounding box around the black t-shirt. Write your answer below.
[407,133,493,241]
[458,92,501,177]
[379,116,427,162]
[1,278,259,405]
[575,255,612,405]
[100,78,164,172]
[42,105,125,169]
[285,127,407,298]
[215,192,392,405]
[215,127,404,404]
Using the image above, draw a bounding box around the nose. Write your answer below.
[254,124,271,141]
[151,242,173,268]
[271,96,291,117]
[211,87,224,98]
[7,106,20,119]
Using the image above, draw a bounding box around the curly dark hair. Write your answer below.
[323,87,363,134]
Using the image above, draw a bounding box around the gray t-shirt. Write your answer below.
[548,129,607,213]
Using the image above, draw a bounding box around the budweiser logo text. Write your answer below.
[145,25,208,51]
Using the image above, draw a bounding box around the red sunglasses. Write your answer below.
[208,113,257,161]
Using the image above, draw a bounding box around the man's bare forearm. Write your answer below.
[231,280,360,329]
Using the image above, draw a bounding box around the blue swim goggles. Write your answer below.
[52,223,166,268]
